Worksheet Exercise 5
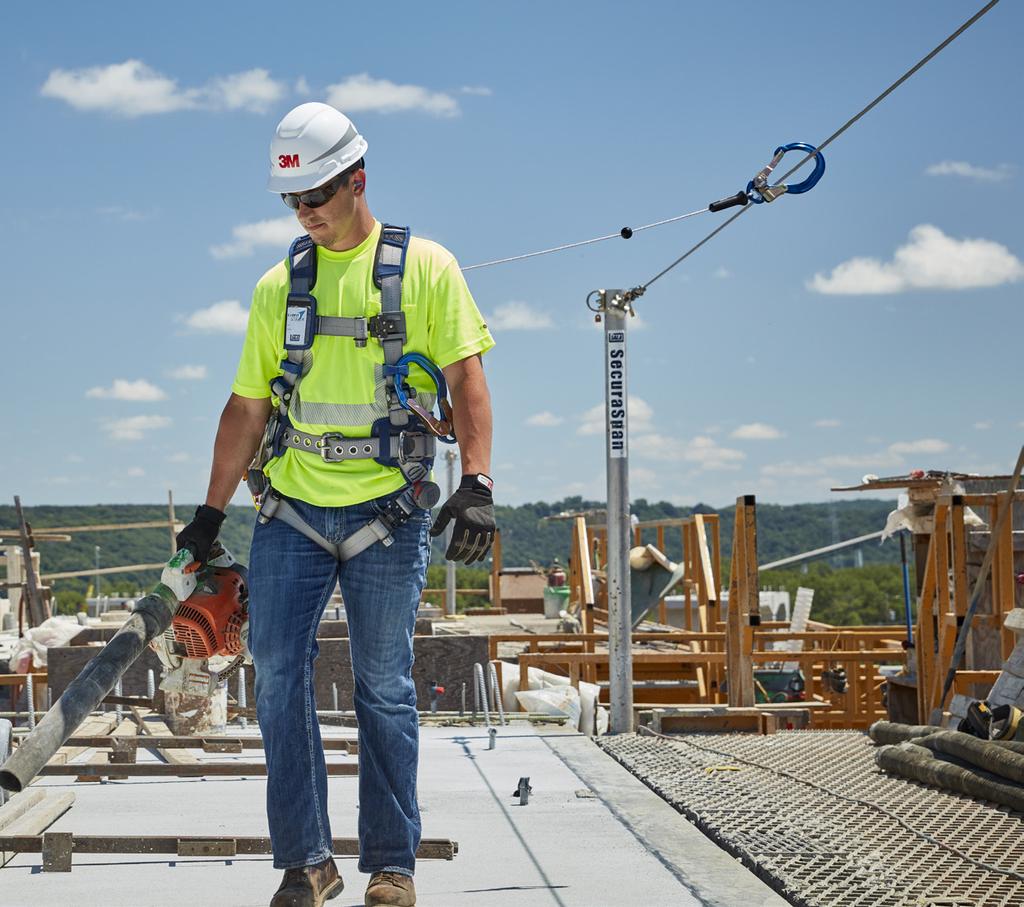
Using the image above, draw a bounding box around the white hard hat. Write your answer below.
[267,102,368,194]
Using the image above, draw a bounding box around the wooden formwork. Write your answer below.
[500,494,905,728]
[915,491,1023,721]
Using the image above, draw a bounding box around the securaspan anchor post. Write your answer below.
[588,288,639,733]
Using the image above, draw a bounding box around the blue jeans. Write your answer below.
[247,490,431,875]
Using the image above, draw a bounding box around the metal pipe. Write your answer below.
[602,290,634,733]
[460,682,466,717]
[899,531,914,647]
[332,683,339,713]
[146,669,156,700]
[0,585,178,793]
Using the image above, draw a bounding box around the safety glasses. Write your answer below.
[280,172,346,210]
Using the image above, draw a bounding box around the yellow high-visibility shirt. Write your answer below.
[232,221,494,507]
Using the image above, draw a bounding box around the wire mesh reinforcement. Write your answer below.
[597,730,1024,907]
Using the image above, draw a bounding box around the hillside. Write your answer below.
[1,497,898,595]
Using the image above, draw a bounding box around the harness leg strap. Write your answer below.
[258,489,418,563]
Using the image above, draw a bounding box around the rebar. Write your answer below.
[26,673,35,731]
[487,661,506,726]
[473,663,490,728]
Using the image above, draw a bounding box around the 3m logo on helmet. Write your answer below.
[278,154,300,168]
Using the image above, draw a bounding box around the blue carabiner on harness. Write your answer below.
[388,352,457,444]
[746,142,826,204]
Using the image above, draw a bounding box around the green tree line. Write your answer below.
[1,498,902,622]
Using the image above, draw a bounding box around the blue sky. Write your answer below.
[2,1,1021,509]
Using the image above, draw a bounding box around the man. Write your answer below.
[176,102,495,907]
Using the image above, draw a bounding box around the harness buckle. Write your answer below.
[318,432,347,462]
[368,312,406,341]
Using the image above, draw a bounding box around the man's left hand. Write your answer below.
[430,474,495,564]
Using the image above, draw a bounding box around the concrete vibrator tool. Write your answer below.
[0,546,249,793]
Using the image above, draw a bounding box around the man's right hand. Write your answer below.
[175,505,227,564]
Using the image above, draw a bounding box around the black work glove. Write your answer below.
[430,475,496,564]
[175,505,226,565]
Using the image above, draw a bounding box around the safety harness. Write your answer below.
[246,224,454,561]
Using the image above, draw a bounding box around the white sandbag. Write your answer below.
[515,686,581,728]
[9,616,85,672]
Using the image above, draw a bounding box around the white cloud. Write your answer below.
[888,438,949,455]
[295,76,311,95]
[126,466,145,478]
[814,418,841,428]
[486,301,554,331]
[973,421,992,430]
[41,60,195,116]
[526,411,563,427]
[326,73,459,117]
[460,85,493,96]
[205,68,285,113]
[167,452,191,463]
[210,216,297,259]
[168,364,207,380]
[713,266,731,279]
[40,60,287,117]
[632,433,745,470]
[731,422,783,440]
[578,397,653,436]
[86,378,166,402]
[105,414,171,442]
[185,300,249,333]
[925,161,1012,182]
[808,225,1024,295]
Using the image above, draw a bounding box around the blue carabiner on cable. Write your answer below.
[390,352,457,443]
[746,142,826,204]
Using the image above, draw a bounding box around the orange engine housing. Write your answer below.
[172,566,248,659]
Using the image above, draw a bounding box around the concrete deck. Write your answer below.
[1,723,785,906]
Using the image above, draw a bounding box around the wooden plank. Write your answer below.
[997,497,1016,659]
[40,562,166,582]
[953,670,1001,696]
[930,502,953,714]
[131,707,198,765]
[13,496,49,627]
[1,792,75,867]
[50,714,119,765]
[40,762,359,779]
[0,834,458,861]
[915,539,938,723]
[0,790,48,832]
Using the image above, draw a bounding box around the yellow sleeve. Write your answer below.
[231,281,282,399]
[427,259,495,369]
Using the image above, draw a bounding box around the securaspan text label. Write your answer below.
[606,330,627,458]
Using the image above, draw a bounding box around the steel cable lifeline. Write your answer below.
[618,0,1001,304]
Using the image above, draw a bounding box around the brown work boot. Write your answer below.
[365,870,416,906]
[270,857,344,906]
